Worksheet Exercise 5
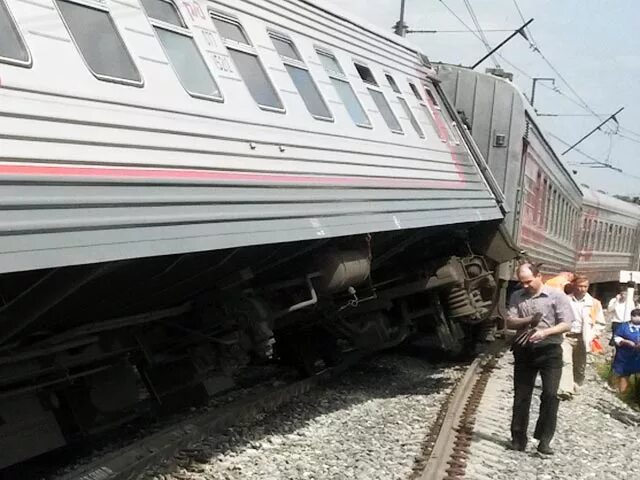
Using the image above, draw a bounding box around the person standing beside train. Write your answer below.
[607,289,638,341]
[612,308,640,394]
[558,276,605,398]
[507,263,572,455]
[544,272,578,399]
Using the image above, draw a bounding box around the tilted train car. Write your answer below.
[439,65,640,286]
[0,0,516,468]
[576,187,640,286]
[438,65,583,276]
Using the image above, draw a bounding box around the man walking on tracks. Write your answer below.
[507,263,572,455]
[559,275,605,398]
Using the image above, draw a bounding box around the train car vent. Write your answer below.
[494,133,507,147]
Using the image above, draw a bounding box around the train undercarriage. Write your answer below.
[0,220,516,470]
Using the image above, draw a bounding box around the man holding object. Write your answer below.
[507,263,572,455]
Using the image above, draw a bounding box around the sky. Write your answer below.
[324,0,640,195]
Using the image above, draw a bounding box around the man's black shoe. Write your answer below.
[509,439,526,451]
[537,443,554,455]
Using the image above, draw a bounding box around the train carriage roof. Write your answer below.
[581,185,640,220]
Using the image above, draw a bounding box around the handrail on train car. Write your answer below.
[433,80,508,215]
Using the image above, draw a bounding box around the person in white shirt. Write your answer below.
[607,290,628,331]
[607,290,640,344]
[558,275,605,398]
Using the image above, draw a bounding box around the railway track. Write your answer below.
[418,344,503,480]
[51,353,364,480]
[20,346,504,480]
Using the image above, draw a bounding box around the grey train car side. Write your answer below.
[577,187,640,284]
[439,65,612,277]
[439,65,640,286]
[0,0,514,469]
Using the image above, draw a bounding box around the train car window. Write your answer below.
[316,49,370,127]
[619,226,624,252]
[408,82,422,100]
[551,188,560,235]
[617,225,623,252]
[624,227,630,251]
[385,74,401,93]
[535,172,543,227]
[354,63,378,86]
[0,0,31,67]
[369,89,403,133]
[142,0,221,100]
[398,97,424,138]
[420,84,454,144]
[424,87,440,110]
[317,50,344,77]
[55,0,142,85]
[212,15,248,43]
[354,62,402,133]
[269,33,332,120]
[211,13,283,111]
[544,182,552,231]
[584,219,590,247]
[141,0,181,24]
[559,199,565,239]
[271,34,299,60]
[597,221,604,251]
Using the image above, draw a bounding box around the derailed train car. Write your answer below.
[439,65,640,282]
[0,0,516,468]
[439,65,583,276]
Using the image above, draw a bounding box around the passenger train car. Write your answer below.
[577,187,640,285]
[439,65,640,285]
[0,0,516,469]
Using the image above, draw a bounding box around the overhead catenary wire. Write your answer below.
[437,0,638,183]
[512,0,537,46]
[462,0,500,67]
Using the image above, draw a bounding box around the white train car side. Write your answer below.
[0,0,503,274]
[0,0,515,470]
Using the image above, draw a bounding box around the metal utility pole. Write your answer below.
[471,18,534,69]
[561,107,624,155]
[530,77,554,108]
[393,0,409,37]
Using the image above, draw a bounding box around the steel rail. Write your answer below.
[419,345,502,480]
[54,353,363,480]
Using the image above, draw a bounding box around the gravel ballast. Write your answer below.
[465,352,640,480]
[141,353,464,480]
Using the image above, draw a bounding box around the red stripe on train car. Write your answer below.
[0,163,467,189]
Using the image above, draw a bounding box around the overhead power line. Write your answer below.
[512,0,537,45]
[561,107,624,155]
[408,28,517,33]
[548,133,621,172]
[462,0,499,67]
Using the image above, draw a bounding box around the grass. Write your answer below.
[595,355,640,408]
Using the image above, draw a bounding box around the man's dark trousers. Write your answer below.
[511,343,563,446]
